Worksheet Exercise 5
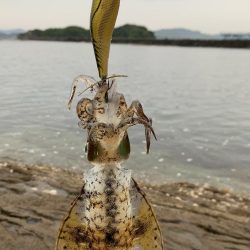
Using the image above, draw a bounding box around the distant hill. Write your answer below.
[154,28,250,41]
[3,26,250,42]
[18,26,90,41]
[0,29,25,35]
[113,24,155,40]
[18,24,155,42]
[0,29,25,39]
[154,28,222,40]
[222,33,250,40]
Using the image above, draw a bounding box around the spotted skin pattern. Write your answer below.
[56,167,163,250]
[74,80,156,160]
[56,80,163,250]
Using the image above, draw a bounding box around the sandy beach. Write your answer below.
[0,160,249,250]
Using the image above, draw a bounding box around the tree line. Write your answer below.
[18,24,155,42]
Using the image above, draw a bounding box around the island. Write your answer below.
[17,24,155,42]
[17,25,250,48]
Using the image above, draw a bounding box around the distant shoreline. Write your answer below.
[16,25,250,49]
[17,37,250,49]
[112,38,250,49]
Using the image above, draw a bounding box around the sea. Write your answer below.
[0,40,250,194]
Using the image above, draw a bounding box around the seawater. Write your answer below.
[0,40,250,194]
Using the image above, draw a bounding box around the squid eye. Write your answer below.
[86,106,93,113]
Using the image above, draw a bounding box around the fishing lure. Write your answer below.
[56,0,163,249]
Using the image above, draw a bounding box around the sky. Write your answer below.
[1,0,250,34]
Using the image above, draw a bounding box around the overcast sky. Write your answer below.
[1,0,250,34]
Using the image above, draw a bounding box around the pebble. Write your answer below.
[43,189,58,195]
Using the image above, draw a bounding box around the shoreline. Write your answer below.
[0,160,249,250]
[16,38,250,49]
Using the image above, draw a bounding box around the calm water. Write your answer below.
[0,40,250,193]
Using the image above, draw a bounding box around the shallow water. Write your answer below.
[0,40,250,193]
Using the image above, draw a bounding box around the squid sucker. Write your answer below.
[56,0,163,249]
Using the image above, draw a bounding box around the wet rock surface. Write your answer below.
[0,161,249,250]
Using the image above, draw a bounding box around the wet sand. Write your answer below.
[0,160,249,250]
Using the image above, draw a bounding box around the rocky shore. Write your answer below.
[0,160,249,250]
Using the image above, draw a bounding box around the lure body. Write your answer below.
[91,0,120,79]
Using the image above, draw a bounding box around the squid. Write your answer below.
[56,78,162,250]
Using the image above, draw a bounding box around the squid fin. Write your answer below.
[56,187,89,250]
[131,179,164,250]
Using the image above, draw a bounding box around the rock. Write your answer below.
[0,161,249,250]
